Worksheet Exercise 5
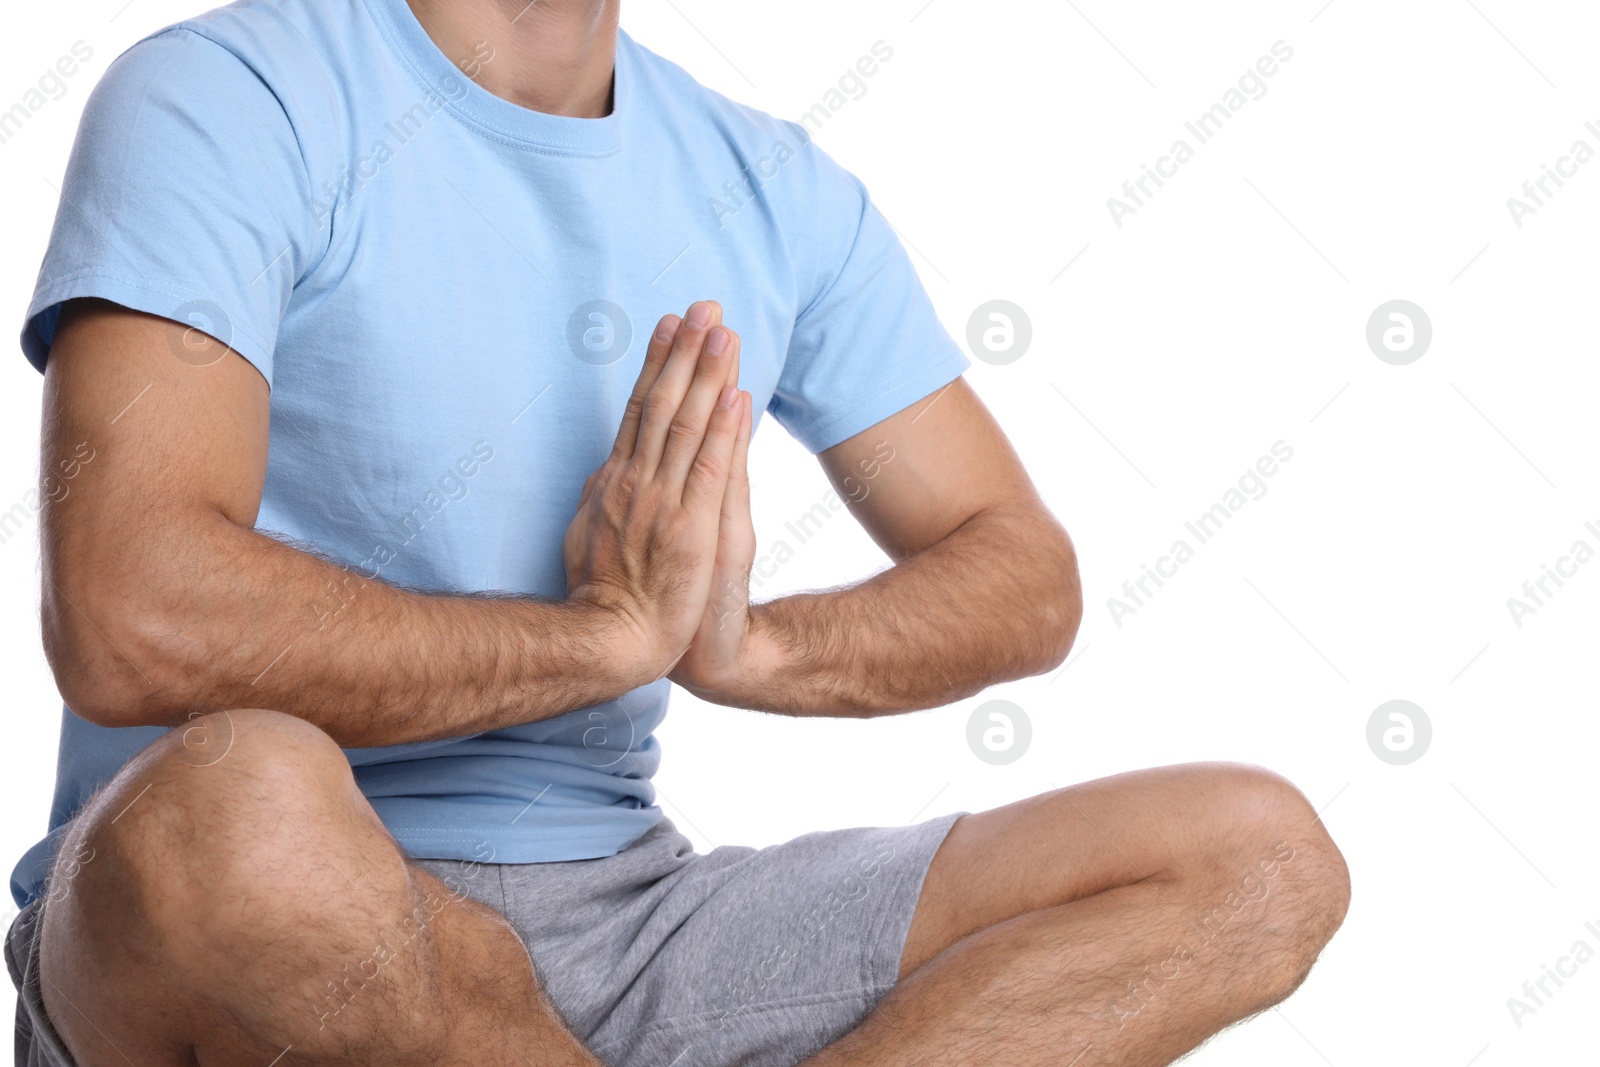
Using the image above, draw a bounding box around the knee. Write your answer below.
[1185,763,1351,996]
[1199,762,1351,917]
[53,709,371,948]
[90,706,350,835]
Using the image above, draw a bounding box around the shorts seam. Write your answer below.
[864,856,898,989]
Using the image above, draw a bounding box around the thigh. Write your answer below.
[900,761,1322,979]
[37,709,573,1067]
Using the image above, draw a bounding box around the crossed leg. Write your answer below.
[37,710,1346,1067]
[808,764,1350,1065]
[38,709,602,1067]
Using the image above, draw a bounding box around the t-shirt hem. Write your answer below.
[387,813,663,864]
[21,270,275,382]
[788,342,970,454]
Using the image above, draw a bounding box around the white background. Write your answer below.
[3,1,1598,1064]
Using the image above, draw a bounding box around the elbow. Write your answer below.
[1028,524,1083,676]
[1039,590,1083,675]
[1038,597,1082,675]
[52,676,165,732]
[43,575,191,729]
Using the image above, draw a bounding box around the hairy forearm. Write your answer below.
[695,503,1082,717]
[41,296,748,750]
[47,512,642,747]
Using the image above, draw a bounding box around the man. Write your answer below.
[5,0,1350,1064]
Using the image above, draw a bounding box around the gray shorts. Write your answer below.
[8,813,963,1067]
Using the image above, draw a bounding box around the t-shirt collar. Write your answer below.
[361,0,627,154]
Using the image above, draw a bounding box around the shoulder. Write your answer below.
[622,32,779,138]
[622,32,871,265]
[624,31,858,186]
[91,0,346,162]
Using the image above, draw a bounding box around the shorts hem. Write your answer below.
[864,810,965,992]
[7,897,77,1067]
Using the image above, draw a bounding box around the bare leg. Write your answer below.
[806,763,1351,1066]
[39,708,600,1067]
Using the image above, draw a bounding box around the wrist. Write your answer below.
[742,603,787,688]
[687,601,788,707]
[562,589,666,694]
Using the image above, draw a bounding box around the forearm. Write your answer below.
[691,503,1082,717]
[42,297,744,749]
[47,513,644,747]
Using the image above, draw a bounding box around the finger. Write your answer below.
[722,391,753,526]
[610,314,681,462]
[682,384,743,511]
[657,323,740,492]
[634,300,722,476]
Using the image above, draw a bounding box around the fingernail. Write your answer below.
[685,303,711,329]
[706,327,729,355]
[654,317,680,344]
[718,385,737,408]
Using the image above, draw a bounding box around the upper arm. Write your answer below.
[765,134,971,457]
[40,299,269,712]
[23,28,319,712]
[817,377,1044,562]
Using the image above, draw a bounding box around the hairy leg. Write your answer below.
[38,708,599,1067]
[806,762,1350,1067]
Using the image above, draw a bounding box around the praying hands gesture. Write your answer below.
[563,301,756,687]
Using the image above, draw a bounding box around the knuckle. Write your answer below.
[691,447,727,484]
[641,392,676,425]
[597,492,626,525]
[668,415,706,446]
[604,463,639,499]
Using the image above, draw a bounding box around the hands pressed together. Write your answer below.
[562,300,761,699]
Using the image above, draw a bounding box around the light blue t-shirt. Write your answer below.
[12,0,968,907]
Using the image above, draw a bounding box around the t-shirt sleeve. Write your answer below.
[768,130,970,454]
[18,26,323,383]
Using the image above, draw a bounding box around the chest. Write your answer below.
[276,131,795,445]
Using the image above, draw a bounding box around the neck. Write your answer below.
[405,0,620,118]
